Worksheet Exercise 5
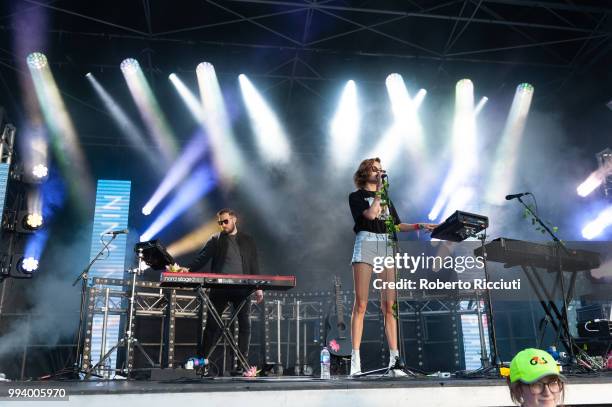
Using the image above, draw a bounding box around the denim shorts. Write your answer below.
[351,231,394,267]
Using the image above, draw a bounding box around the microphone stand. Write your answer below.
[355,174,420,379]
[514,196,582,367]
[459,229,502,377]
[70,234,118,377]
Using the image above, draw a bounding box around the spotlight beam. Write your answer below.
[385,74,425,156]
[27,52,94,208]
[582,206,612,239]
[485,83,534,205]
[166,219,219,257]
[121,58,178,164]
[196,62,244,181]
[142,130,208,215]
[140,165,217,241]
[330,80,359,169]
[238,74,291,165]
[577,154,612,197]
[86,73,161,172]
[169,73,204,125]
[429,79,478,221]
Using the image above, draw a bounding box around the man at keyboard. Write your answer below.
[178,208,263,373]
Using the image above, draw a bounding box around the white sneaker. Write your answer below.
[387,368,408,378]
[350,353,361,376]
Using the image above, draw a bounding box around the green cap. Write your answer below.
[509,348,563,384]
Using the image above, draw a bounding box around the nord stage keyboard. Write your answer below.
[475,238,601,272]
[160,272,296,290]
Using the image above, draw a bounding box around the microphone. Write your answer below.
[104,228,129,235]
[505,192,530,200]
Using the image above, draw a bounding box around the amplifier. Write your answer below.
[577,319,612,338]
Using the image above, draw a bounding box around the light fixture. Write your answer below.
[26,52,48,70]
[120,58,140,74]
[20,257,39,273]
[23,213,43,230]
[32,164,48,180]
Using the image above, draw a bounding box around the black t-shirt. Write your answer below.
[221,234,243,275]
[349,189,401,234]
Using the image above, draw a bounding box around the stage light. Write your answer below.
[20,257,39,273]
[140,165,217,242]
[8,255,36,278]
[582,206,612,239]
[32,164,48,179]
[330,80,359,169]
[26,52,48,70]
[23,213,43,230]
[120,58,140,74]
[120,58,177,164]
[238,74,291,165]
[485,83,534,205]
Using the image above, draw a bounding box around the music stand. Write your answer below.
[134,240,175,270]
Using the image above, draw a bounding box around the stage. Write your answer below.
[2,374,612,406]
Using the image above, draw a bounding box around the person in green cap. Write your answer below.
[507,348,566,406]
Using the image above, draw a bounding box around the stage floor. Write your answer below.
[1,373,612,406]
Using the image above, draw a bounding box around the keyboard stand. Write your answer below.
[197,287,252,372]
[520,264,584,365]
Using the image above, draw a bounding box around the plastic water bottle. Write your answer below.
[547,346,560,360]
[186,357,207,369]
[103,358,112,379]
[320,347,331,379]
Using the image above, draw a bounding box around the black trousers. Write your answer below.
[201,289,252,360]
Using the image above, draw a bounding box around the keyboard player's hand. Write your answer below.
[423,223,438,232]
[254,289,264,304]
[166,263,190,273]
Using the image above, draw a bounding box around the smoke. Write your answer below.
[230,83,608,292]
[481,107,594,240]
[0,226,92,374]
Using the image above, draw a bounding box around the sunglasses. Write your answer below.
[217,219,230,225]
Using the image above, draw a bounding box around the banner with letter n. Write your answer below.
[0,163,9,221]
[460,301,491,370]
[88,180,131,375]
